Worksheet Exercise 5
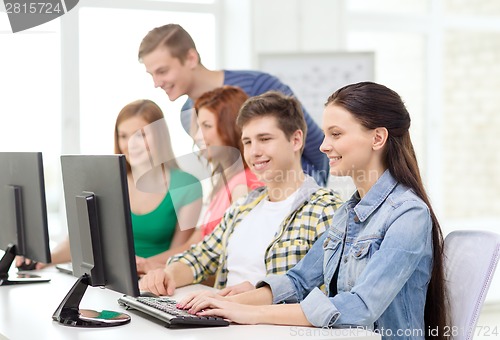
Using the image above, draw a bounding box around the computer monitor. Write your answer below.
[53,155,139,327]
[0,152,51,285]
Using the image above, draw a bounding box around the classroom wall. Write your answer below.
[251,0,343,53]
[244,0,500,302]
[443,30,500,220]
[245,0,500,232]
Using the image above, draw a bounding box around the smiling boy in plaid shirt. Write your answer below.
[139,92,342,296]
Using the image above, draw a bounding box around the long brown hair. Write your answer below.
[326,82,448,340]
[114,99,179,173]
[194,86,249,196]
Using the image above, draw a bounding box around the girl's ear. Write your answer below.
[291,129,304,152]
[372,127,388,151]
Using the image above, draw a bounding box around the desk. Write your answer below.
[0,268,380,340]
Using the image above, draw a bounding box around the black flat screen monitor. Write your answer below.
[53,155,139,327]
[0,152,51,285]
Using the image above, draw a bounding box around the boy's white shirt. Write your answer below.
[225,190,298,287]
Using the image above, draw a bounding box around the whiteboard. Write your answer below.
[258,52,375,125]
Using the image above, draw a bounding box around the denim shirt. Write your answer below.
[257,170,433,340]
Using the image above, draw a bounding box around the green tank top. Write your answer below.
[131,169,202,258]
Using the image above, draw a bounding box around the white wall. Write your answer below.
[246,0,500,302]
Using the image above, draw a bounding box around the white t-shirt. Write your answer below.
[225,191,298,287]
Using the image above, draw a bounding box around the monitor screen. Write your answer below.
[53,154,139,327]
[0,152,51,285]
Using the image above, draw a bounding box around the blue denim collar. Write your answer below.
[349,169,398,223]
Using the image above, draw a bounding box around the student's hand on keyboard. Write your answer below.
[139,268,177,296]
[176,290,226,311]
[176,282,254,311]
[189,297,261,325]
[218,281,255,297]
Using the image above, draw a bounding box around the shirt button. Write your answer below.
[343,256,348,263]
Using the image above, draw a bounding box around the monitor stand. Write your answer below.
[52,273,130,327]
[0,244,51,286]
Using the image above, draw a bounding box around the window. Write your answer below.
[1,1,219,244]
[442,30,500,221]
[78,8,216,158]
[0,16,62,241]
[343,0,500,235]
[347,0,428,14]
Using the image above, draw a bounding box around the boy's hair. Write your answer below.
[138,24,201,64]
[236,91,307,153]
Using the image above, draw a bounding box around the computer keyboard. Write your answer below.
[118,295,229,328]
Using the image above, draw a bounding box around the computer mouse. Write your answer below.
[139,291,159,298]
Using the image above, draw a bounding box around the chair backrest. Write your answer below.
[444,230,500,340]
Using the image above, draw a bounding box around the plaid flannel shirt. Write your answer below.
[168,175,343,289]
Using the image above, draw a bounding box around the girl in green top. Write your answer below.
[116,99,203,275]
[18,100,203,275]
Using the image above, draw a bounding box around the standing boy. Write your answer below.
[138,24,328,185]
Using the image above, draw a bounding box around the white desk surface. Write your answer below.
[0,268,380,340]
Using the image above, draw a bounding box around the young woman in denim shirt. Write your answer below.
[179,82,448,340]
